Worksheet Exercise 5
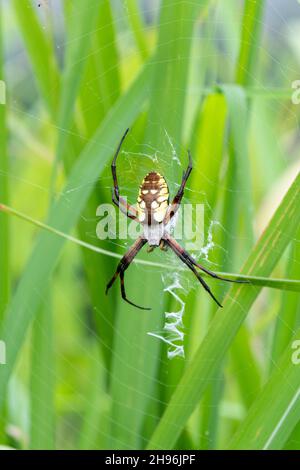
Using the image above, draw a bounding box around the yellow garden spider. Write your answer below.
[105,129,245,310]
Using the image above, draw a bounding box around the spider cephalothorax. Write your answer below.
[106,128,245,310]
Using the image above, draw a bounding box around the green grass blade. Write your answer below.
[229,327,300,449]
[75,0,122,369]
[78,344,108,450]
[284,422,300,450]
[0,0,9,443]
[190,92,227,211]
[29,300,55,449]
[0,61,152,408]
[12,0,60,116]
[235,0,265,86]
[222,84,254,250]
[189,92,228,449]
[271,228,300,366]
[0,1,9,322]
[197,84,258,448]
[108,0,212,449]
[126,0,149,60]
[50,0,114,369]
[54,0,99,170]
[147,172,300,449]
[79,0,121,131]
[221,85,261,411]
[146,0,210,164]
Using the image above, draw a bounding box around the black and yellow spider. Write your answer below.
[105,129,244,310]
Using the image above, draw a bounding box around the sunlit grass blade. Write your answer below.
[229,326,300,449]
[147,172,300,449]
[12,0,60,116]
[0,61,153,409]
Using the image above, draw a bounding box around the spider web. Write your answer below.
[95,128,226,360]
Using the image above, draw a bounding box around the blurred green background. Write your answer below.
[0,0,300,450]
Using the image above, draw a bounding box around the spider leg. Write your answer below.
[159,240,168,251]
[164,236,223,308]
[190,261,248,284]
[111,128,139,221]
[112,192,138,221]
[119,271,150,310]
[105,237,150,310]
[165,235,248,284]
[163,150,193,224]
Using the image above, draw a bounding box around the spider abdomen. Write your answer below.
[137,172,169,225]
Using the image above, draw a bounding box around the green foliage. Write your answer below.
[0,0,299,450]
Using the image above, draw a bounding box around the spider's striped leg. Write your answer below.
[112,192,138,221]
[165,235,247,284]
[119,271,149,310]
[111,128,129,202]
[105,237,150,310]
[110,128,138,221]
[163,150,193,224]
[163,236,223,308]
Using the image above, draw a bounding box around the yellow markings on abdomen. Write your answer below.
[137,172,169,224]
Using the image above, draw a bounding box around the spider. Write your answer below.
[105,128,245,310]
